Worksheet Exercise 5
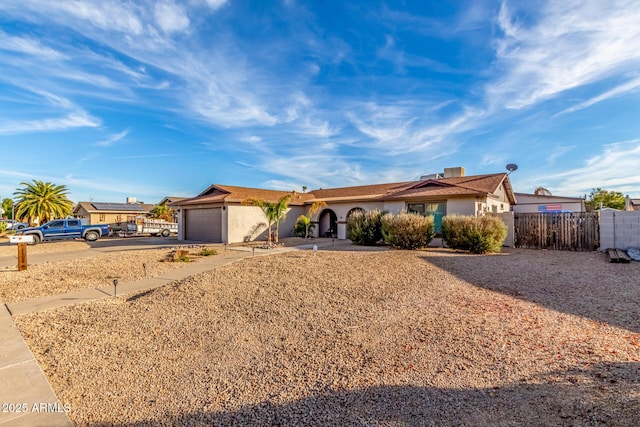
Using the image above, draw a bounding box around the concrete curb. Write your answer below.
[0,304,73,426]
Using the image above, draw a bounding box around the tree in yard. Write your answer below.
[534,186,552,196]
[2,198,13,218]
[242,194,292,243]
[14,180,73,225]
[296,201,327,241]
[151,204,174,221]
[585,188,625,211]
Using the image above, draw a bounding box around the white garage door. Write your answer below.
[185,208,222,242]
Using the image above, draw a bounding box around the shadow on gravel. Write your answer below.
[98,362,639,426]
[421,251,640,334]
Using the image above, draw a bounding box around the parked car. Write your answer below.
[0,219,28,230]
[15,219,111,244]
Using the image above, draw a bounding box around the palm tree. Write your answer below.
[14,180,73,225]
[242,194,292,243]
[296,201,327,241]
[151,204,174,221]
[2,198,13,219]
[534,186,552,196]
[272,195,291,243]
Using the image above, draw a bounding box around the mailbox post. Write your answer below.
[9,235,34,271]
[18,243,27,271]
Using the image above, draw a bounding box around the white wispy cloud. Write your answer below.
[546,145,577,165]
[347,101,482,154]
[0,30,66,60]
[155,1,190,33]
[0,112,100,134]
[203,0,229,10]
[95,129,130,147]
[43,0,144,35]
[261,179,303,192]
[536,139,640,196]
[61,173,170,202]
[488,0,640,110]
[556,77,640,116]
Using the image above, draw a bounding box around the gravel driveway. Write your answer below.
[13,247,640,426]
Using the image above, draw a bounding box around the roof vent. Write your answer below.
[420,173,443,180]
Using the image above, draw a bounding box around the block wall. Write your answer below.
[599,209,640,250]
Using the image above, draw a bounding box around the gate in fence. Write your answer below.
[514,212,599,251]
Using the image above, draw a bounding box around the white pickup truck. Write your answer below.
[127,218,177,237]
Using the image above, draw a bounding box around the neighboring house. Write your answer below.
[512,193,585,213]
[157,196,188,222]
[157,196,187,206]
[628,198,640,211]
[73,198,154,225]
[172,167,516,243]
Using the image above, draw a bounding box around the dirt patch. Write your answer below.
[15,249,640,426]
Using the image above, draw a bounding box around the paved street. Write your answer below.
[0,236,206,269]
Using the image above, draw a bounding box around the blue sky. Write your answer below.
[1,0,639,204]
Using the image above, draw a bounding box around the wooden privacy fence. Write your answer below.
[514,212,599,251]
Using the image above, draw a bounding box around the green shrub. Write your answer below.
[175,255,191,262]
[442,215,507,254]
[293,219,308,238]
[199,248,217,256]
[381,211,435,249]
[347,209,385,245]
[441,214,474,249]
[0,222,6,233]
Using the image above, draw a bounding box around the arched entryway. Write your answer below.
[318,209,338,237]
[345,207,365,239]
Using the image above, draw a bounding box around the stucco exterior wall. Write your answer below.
[599,209,640,250]
[322,201,386,220]
[177,208,184,240]
[83,213,140,225]
[320,201,386,239]
[485,197,510,215]
[498,211,514,247]
[225,205,305,243]
[382,201,405,214]
[446,198,477,216]
[513,194,585,213]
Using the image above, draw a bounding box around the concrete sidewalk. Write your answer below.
[0,240,341,426]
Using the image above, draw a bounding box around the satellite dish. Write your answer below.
[506,163,518,174]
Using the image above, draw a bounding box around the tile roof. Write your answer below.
[158,196,187,204]
[172,185,312,206]
[386,173,511,201]
[308,181,415,200]
[171,173,515,206]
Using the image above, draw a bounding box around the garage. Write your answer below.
[184,208,222,242]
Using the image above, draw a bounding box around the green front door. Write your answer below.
[425,203,444,234]
[408,202,445,234]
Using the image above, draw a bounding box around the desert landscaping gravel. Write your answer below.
[0,243,206,303]
[12,247,640,426]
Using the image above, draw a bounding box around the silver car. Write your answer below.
[0,219,28,230]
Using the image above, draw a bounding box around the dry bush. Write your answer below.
[382,211,435,249]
